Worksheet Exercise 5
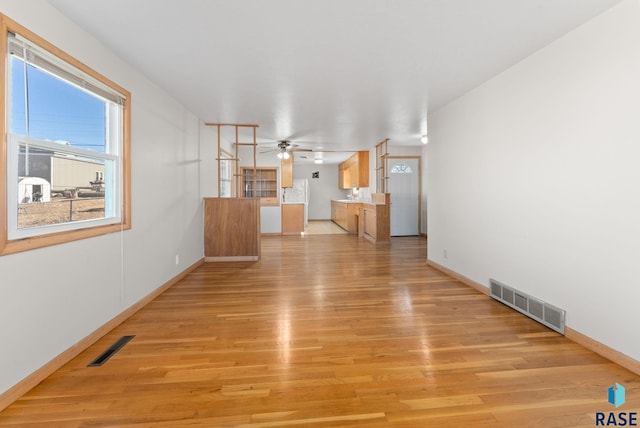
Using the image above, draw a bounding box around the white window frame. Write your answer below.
[7,135,122,239]
[0,14,131,255]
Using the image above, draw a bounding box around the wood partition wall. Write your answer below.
[202,123,261,261]
[203,197,260,261]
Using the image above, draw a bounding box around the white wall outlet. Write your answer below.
[175,254,180,265]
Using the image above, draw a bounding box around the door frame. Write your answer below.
[386,155,422,235]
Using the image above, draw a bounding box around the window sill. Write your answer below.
[0,221,131,256]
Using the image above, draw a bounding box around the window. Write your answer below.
[390,163,413,174]
[219,149,235,198]
[1,14,131,255]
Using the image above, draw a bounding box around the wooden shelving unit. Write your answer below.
[203,123,262,260]
[240,167,279,206]
[375,138,389,193]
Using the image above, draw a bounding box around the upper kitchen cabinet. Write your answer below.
[281,155,293,188]
[339,151,369,189]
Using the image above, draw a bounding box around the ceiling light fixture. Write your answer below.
[421,134,429,144]
[277,149,290,160]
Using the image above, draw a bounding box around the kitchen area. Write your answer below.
[330,151,390,243]
[203,125,396,260]
[281,150,390,243]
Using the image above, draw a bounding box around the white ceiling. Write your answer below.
[50,0,622,164]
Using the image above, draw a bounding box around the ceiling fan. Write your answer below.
[259,139,312,159]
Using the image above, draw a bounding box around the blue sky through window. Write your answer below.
[10,57,106,152]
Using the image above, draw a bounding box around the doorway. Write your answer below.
[388,157,420,236]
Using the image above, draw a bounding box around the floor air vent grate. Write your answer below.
[88,335,135,367]
[489,279,566,334]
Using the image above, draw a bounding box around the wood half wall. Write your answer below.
[204,198,260,261]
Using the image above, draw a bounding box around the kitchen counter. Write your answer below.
[331,194,390,240]
[332,199,385,205]
[332,199,360,203]
[358,194,390,244]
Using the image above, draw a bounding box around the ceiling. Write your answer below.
[50,0,622,164]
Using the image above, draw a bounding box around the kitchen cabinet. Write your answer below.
[331,201,348,231]
[338,151,369,189]
[363,206,378,239]
[359,193,390,244]
[282,203,304,234]
[331,200,360,234]
[281,156,293,188]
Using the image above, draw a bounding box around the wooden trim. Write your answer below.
[0,13,131,256]
[1,223,129,256]
[426,258,490,296]
[203,122,259,128]
[0,16,8,256]
[205,256,259,262]
[565,328,640,376]
[217,125,222,196]
[122,93,132,232]
[428,258,640,376]
[0,257,204,412]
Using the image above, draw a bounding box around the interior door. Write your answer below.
[388,158,419,236]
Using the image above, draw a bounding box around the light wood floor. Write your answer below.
[1,235,638,427]
[304,220,348,235]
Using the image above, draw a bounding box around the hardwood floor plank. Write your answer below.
[1,235,638,427]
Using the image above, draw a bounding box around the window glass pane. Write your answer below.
[10,56,107,153]
[17,142,110,229]
[220,181,231,198]
[391,163,413,174]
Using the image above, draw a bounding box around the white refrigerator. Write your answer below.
[283,179,309,226]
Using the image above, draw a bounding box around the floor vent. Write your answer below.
[88,335,135,367]
[489,279,566,334]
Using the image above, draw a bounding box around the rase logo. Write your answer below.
[596,383,637,426]
[609,383,626,408]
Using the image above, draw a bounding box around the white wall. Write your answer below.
[0,1,203,396]
[294,163,346,220]
[427,0,640,360]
